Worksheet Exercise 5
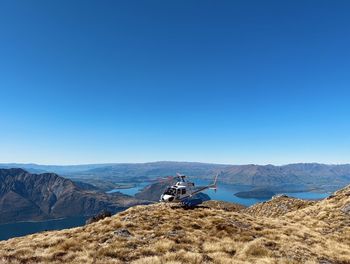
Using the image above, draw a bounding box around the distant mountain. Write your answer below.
[219,163,350,190]
[72,162,350,192]
[68,161,227,182]
[0,168,148,224]
[1,162,350,192]
[0,161,226,179]
[0,163,114,174]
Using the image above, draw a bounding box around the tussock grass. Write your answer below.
[0,186,350,263]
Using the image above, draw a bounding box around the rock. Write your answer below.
[319,258,334,264]
[326,195,336,200]
[166,230,185,238]
[229,220,250,229]
[341,204,350,214]
[114,228,132,237]
[272,194,289,199]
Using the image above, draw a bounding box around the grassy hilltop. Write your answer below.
[0,185,349,264]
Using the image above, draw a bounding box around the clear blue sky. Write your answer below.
[0,0,350,165]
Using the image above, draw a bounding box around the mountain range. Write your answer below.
[0,168,148,224]
[1,162,350,192]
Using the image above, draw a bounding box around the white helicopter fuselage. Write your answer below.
[160,181,194,202]
[160,173,218,203]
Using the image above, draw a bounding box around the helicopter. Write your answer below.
[159,173,219,207]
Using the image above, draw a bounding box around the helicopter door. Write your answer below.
[176,189,181,198]
[181,189,186,195]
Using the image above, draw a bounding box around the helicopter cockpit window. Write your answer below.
[177,189,181,195]
[164,187,176,196]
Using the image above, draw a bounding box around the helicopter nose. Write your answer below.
[161,195,174,202]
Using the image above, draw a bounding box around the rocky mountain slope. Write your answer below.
[0,184,349,263]
[0,169,148,224]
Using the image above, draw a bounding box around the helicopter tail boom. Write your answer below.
[208,173,219,191]
[186,173,219,198]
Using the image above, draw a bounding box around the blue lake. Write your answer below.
[113,179,330,207]
[107,182,150,196]
[0,216,88,241]
[283,191,329,200]
[197,180,329,206]
[201,185,329,206]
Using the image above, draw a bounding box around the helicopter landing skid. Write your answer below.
[180,198,203,209]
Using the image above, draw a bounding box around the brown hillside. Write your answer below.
[0,185,349,264]
[243,196,316,218]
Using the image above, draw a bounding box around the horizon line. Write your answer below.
[0,160,349,167]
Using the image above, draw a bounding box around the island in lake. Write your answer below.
[235,189,276,199]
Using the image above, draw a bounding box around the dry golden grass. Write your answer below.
[243,196,315,218]
[0,185,350,264]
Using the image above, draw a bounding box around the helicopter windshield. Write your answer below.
[164,187,176,196]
